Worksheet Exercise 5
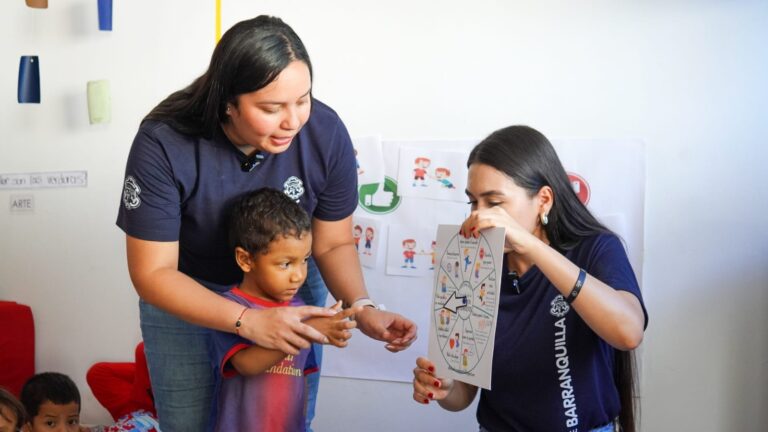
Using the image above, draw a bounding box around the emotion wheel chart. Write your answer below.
[433,232,498,374]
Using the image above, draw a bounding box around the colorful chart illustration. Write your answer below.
[432,229,499,376]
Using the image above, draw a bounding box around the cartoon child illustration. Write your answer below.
[475,261,481,279]
[439,309,445,326]
[413,157,431,187]
[354,148,364,175]
[364,227,374,255]
[479,247,485,260]
[402,238,417,268]
[446,262,452,275]
[462,348,469,368]
[353,225,363,251]
[441,274,448,293]
[454,332,461,349]
[445,309,451,325]
[454,261,459,278]
[430,240,436,270]
[479,283,486,305]
[463,248,472,271]
[434,167,455,189]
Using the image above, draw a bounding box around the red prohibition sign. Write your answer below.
[567,172,590,205]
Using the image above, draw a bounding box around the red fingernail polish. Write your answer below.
[428,366,434,372]
[428,392,434,399]
[470,227,476,231]
[423,398,429,404]
[434,380,440,387]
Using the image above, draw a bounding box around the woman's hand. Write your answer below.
[413,357,478,411]
[355,308,417,352]
[237,305,337,355]
[460,206,538,254]
[412,357,454,404]
[304,301,359,347]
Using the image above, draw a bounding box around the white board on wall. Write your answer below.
[323,138,645,382]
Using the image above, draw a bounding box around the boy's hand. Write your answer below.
[304,301,359,347]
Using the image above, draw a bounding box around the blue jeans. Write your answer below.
[140,300,213,432]
[296,258,329,432]
[140,258,328,432]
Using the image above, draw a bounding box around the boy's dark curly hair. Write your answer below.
[20,372,81,418]
[229,188,311,255]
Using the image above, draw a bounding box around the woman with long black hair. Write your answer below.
[413,125,647,432]
[117,16,416,432]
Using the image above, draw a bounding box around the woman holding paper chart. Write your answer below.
[117,16,416,432]
[412,125,647,432]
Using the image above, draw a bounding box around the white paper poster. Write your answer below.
[352,216,383,269]
[386,224,437,277]
[353,136,386,188]
[322,138,645,384]
[428,225,505,390]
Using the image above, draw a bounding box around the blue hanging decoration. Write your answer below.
[18,56,41,104]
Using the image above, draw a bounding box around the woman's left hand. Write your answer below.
[355,308,418,352]
[460,206,537,254]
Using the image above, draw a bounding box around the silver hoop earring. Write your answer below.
[541,213,549,226]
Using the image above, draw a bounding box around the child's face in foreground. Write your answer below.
[242,233,312,303]
[29,400,80,432]
[0,405,19,432]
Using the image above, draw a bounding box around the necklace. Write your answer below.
[508,270,520,294]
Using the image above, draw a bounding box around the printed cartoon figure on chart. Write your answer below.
[433,167,456,189]
[430,240,437,270]
[463,248,472,272]
[354,148,364,175]
[402,239,417,268]
[364,227,374,256]
[413,157,431,187]
[353,225,362,251]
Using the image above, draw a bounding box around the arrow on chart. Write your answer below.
[442,291,467,313]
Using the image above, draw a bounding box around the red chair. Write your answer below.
[87,342,156,421]
[0,301,35,397]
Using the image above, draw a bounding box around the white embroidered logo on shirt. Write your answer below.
[283,176,305,202]
[123,175,142,210]
[550,295,570,318]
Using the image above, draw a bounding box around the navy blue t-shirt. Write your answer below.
[116,99,358,288]
[477,233,648,432]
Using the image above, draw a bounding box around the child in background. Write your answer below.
[0,387,27,432]
[208,188,359,432]
[20,372,83,432]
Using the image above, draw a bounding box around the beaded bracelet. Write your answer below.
[234,307,249,336]
[565,268,587,304]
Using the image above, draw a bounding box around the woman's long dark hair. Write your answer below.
[468,125,639,432]
[144,15,312,137]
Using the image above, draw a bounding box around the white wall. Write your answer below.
[1,1,766,431]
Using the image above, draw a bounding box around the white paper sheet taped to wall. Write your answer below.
[0,171,88,189]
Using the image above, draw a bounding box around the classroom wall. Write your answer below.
[1,1,766,431]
